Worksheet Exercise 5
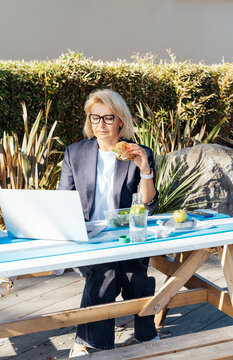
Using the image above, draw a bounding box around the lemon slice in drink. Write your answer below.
[131,204,145,215]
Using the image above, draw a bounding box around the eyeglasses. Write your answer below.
[89,114,115,125]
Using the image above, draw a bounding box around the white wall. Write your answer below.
[1,0,233,64]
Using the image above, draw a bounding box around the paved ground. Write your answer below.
[0,253,232,359]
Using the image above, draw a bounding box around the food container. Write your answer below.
[104,208,130,228]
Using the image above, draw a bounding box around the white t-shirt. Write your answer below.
[91,149,116,221]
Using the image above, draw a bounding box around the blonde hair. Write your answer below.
[83,89,134,139]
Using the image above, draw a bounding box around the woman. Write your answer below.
[59,89,159,357]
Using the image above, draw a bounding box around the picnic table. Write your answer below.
[0,211,232,339]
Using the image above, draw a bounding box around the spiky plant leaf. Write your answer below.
[203,118,228,144]
[26,109,43,156]
[155,155,202,214]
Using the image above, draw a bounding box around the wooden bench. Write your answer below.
[78,325,233,360]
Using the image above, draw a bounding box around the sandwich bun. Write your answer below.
[112,141,135,161]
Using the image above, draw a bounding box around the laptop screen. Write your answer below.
[0,189,89,241]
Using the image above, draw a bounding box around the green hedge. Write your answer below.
[1,51,233,146]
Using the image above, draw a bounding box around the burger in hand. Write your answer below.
[112,141,135,161]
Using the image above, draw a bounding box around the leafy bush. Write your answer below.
[133,101,227,155]
[1,51,233,146]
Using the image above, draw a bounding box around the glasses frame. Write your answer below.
[89,114,115,125]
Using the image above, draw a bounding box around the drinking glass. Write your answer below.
[129,209,148,242]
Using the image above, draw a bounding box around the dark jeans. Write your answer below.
[75,258,157,350]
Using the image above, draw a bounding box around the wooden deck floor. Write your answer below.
[0,253,233,360]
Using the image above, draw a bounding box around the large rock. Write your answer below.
[165,144,233,216]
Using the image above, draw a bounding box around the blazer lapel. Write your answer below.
[84,138,98,220]
[113,159,130,208]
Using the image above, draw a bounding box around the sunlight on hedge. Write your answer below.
[1,50,233,146]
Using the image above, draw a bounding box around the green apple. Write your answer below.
[173,209,187,223]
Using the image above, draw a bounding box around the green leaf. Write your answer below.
[203,118,228,144]
[26,110,43,156]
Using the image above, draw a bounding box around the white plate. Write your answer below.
[157,218,214,233]
[162,218,196,231]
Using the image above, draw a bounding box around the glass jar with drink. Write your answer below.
[129,193,148,242]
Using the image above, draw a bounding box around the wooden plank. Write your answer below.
[150,253,220,278]
[197,266,225,287]
[143,342,233,360]
[0,276,84,357]
[17,268,74,279]
[207,287,233,317]
[17,271,56,278]
[185,275,233,318]
[82,325,233,359]
[149,255,171,274]
[164,304,226,338]
[167,288,207,308]
[88,342,233,360]
[0,273,83,321]
[12,328,76,360]
[155,288,207,327]
[0,288,208,339]
[0,326,75,359]
[219,245,233,305]
[139,249,211,317]
[0,297,151,338]
[152,253,233,318]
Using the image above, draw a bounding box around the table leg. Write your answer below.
[154,252,233,318]
[152,252,191,327]
[218,244,233,306]
[139,249,211,317]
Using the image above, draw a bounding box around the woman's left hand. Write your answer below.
[127,144,151,174]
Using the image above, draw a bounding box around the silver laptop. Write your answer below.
[0,189,107,241]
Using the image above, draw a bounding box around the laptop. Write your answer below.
[0,189,107,242]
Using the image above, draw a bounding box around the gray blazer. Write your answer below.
[58,137,158,220]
